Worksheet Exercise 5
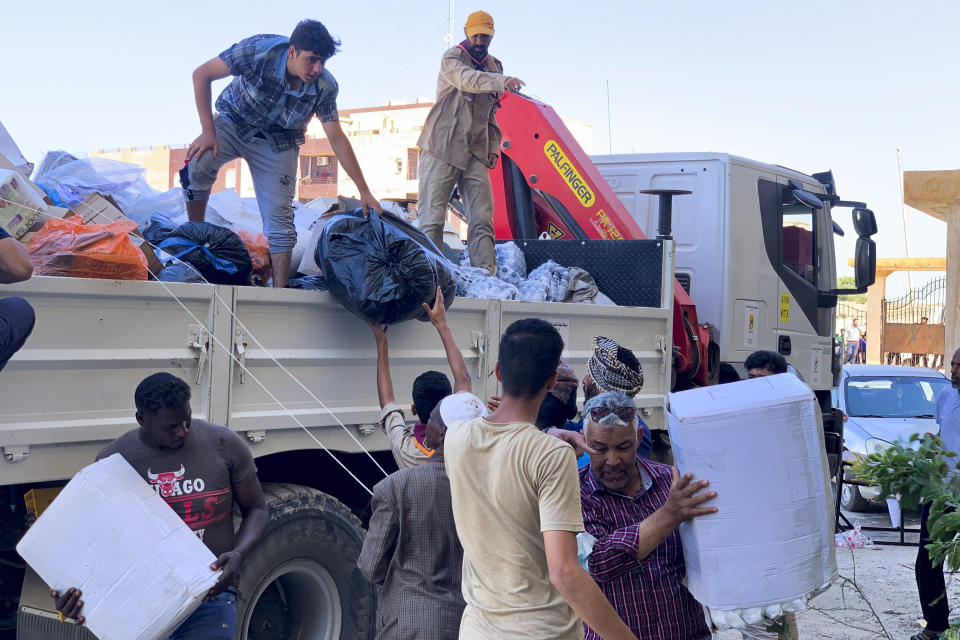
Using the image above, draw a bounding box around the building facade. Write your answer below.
[90,101,595,208]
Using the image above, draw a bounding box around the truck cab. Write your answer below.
[593,153,853,391]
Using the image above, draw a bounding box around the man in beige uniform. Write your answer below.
[444,318,637,640]
[416,10,525,274]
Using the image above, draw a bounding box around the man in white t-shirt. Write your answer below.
[844,318,862,364]
[444,318,637,640]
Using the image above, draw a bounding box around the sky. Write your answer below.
[3,0,957,292]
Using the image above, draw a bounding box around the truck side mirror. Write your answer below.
[852,208,877,237]
[854,237,877,290]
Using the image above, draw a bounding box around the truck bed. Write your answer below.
[0,272,673,485]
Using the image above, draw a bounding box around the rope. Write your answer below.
[2,193,393,493]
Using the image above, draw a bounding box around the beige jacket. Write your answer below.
[417,45,505,171]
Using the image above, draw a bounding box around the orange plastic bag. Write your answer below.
[237,230,272,285]
[25,217,148,281]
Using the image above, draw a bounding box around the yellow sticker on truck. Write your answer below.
[543,139,595,207]
[779,293,791,323]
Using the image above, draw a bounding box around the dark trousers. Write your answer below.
[0,297,35,371]
[917,501,952,632]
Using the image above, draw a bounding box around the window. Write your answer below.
[300,155,338,184]
[407,148,419,180]
[782,203,815,285]
[844,376,951,419]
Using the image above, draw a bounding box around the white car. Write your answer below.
[832,364,951,511]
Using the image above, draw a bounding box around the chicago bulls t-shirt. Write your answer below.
[97,420,257,558]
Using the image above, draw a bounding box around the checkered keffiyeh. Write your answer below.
[588,336,643,396]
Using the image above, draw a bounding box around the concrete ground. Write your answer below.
[719,506,956,639]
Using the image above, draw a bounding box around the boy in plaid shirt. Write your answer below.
[182,19,381,287]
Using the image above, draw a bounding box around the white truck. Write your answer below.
[0,153,875,640]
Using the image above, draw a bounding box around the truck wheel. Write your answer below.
[840,483,870,512]
[236,483,375,640]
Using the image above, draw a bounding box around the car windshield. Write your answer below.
[844,375,952,418]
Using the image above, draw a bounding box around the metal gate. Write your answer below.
[882,277,945,367]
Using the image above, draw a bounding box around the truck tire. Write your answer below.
[236,483,375,640]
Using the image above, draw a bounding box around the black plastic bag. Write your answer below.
[143,213,179,245]
[317,209,455,324]
[156,221,253,285]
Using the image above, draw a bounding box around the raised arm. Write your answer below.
[370,322,396,408]
[440,51,507,93]
[422,287,471,393]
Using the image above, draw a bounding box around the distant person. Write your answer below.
[444,318,637,640]
[913,347,960,640]
[182,19,381,288]
[744,350,788,378]
[579,391,715,640]
[858,332,867,364]
[0,226,35,370]
[53,372,269,637]
[844,318,861,364]
[416,10,524,274]
[913,317,930,367]
[369,287,471,469]
[358,392,486,639]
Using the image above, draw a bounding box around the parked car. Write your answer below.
[832,364,952,511]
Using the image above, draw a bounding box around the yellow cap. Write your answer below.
[465,11,494,37]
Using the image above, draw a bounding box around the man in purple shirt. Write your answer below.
[579,391,716,640]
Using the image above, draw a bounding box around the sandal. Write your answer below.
[911,631,942,640]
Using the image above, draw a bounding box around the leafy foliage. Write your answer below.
[852,434,960,570]
[837,276,867,303]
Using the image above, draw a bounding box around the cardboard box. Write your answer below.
[667,373,837,610]
[77,192,125,225]
[16,454,219,640]
[0,168,45,238]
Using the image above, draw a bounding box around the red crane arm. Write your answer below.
[489,92,711,384]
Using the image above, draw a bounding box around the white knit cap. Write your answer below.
[438,392,488,428]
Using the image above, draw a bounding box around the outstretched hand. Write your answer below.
[368,321,388,342]
[422,287,447,328]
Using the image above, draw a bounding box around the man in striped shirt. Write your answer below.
[579,391,716,640]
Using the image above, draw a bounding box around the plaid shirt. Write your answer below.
[580,458,711,640]
[216,34,339,152]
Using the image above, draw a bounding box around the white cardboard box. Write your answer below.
[667,373,837,610]
[16,454,219,640]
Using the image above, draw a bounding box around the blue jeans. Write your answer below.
[170,591,237,639]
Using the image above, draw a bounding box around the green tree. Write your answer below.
[837,276,867,304]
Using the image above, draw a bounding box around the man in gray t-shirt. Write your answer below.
[52,372,269,639]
